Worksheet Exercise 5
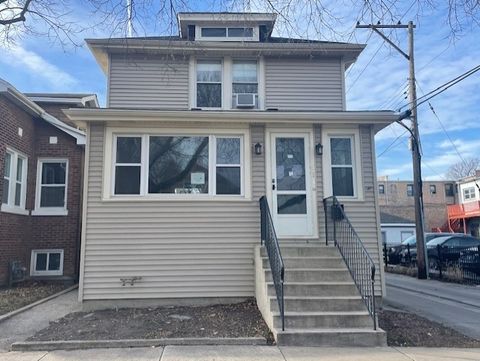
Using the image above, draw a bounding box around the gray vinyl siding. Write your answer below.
[339,125,383,295]
[108,54,189,109]
[264,57,344,111]
[81,123,264,300]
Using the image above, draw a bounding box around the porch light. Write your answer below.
[315,143,323,156]
[254,142,263,155]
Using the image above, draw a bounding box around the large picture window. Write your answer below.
[149,136,209,194]
[196,60,222,108]
[2,148,28,214]
[111,133,246,198]
[330,137,355,197]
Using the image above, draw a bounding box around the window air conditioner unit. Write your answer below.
[235,93,256,108]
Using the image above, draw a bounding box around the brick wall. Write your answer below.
[0,96,83,285]
[380,204,448,231]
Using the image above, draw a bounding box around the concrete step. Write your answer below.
[273,311,373,329]
[267,282,358,297]
[276,328,387,346]
[269,296,366,312]
[265,269,352,282]
[261,246,339,258]
[262,256,346,269]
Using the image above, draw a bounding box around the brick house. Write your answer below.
[0,79,98,286]
[377,177,457,231]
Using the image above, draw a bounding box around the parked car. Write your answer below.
[397,233,457,265]
[426,235,480,269]
[459,246,480,276]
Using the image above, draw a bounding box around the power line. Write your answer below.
[400,64,480,111]
[377,129,409,158]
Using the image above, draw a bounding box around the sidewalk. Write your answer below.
[0,290,81,352]
[2,346,480,361]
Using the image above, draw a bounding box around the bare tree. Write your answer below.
[447,158,480,179]
[1,0,479,46]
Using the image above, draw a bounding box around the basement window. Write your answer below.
[31,249,64,276]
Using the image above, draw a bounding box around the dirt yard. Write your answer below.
[27,299,274,343]
[379,309,480,347]
[0,282,68,316]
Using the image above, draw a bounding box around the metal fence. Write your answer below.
[383,243,480,285]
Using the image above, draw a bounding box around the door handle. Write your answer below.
[272,179,276,190]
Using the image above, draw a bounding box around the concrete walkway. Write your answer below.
[1,346,480,361]
[385,273,480,339]
[0,290,81,352]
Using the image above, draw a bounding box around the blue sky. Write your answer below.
[1,1,479,181]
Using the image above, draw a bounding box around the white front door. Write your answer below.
[269,132,315,238]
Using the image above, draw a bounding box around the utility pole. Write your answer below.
[356,21,428,279]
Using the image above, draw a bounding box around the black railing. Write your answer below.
[259,196,285,331]
[324,196,377,330]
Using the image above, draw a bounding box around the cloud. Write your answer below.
[0,44,77,88]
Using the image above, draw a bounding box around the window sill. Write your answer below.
[1,204,29,215]
[102,195,253,202]
[30,271,63,277]
[31,209,69,216]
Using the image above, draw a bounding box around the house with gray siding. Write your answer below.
[67,12,397,346]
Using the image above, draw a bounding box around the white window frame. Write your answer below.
[195,25,259,42]
[322,128,363,201]
[111,135,145,196]
[213,136,244,196]
[189,56,265,110]
[232,59,259,108]
[407,184,414,197]
[104,128,251,201]
[30,249,64,276]
[195,59,223,109]
[32,159,68,216]
[463,186,476,201]
[1,147,28,215]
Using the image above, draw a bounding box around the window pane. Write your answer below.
[16,157,23,181]
[228,27,253,37]
[232,83,258,94]
[233,61,257,83]
[197,83,222,107]
[201,28,226,37]
[276,138,305,191]
[14,183,21,206]
[41,162,66,184]
[35,253,47,271]
[196,61,222,82]
[48,253,61,271]
[149,136,209,194]
[332,168,354,196]
[116,137,141,163]
[40,186,65,207]
[216,167,240,195]
[277,195,307,214]
[331,138,352,165]
[2,179,9,204]
[115,166,141,195]
[4,152,11,177]
[216,138,240,164]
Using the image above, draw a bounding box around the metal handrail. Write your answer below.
[323,196,377,330]
[259,196,285,331]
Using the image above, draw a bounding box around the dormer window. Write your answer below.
[196,26,258,41]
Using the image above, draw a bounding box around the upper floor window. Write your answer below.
[378,184,385,194]
[445,183,454,197]
[429,184,437,195]
[33,159,68,216]
[463,186,476,201]
[232,60,258,108]
[2,148,28,215]
[196,60,222,108]
[407,184,414,197]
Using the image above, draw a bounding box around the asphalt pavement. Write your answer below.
[384,273,480,339]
